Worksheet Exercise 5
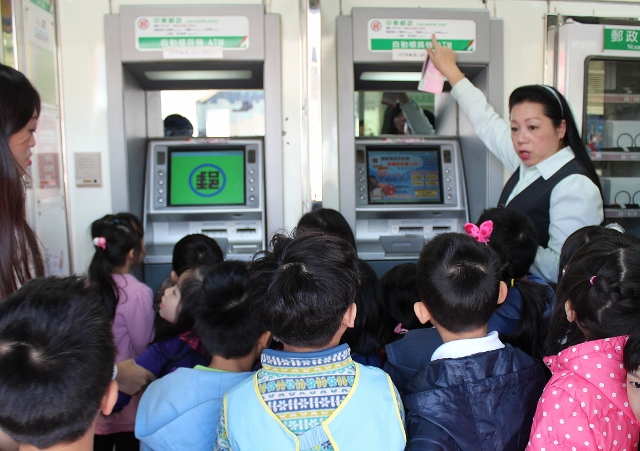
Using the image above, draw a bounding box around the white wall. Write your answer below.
[57,0,640,272]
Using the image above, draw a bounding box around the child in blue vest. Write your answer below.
[214,231,406,451]
[135,261,270,451]
[403,233,547,451]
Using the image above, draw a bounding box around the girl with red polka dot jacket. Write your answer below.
[527,238,640,450]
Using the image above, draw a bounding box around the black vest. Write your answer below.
[497,160,592,248]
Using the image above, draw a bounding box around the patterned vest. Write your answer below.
[223,363,406,451]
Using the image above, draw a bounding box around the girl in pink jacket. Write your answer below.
[527,238,640,450]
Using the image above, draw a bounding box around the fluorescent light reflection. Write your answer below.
[360,71,422,82]
[144,70,252,81]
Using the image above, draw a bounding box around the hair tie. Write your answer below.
[510,278,515,287]
[464,220,493,245]
[540,85,564,118]
[590,275,596,285]
[394,323,409,335]
[93,237,106,250]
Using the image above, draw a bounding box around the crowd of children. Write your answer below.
[1,207,640,451]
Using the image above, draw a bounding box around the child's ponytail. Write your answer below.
[88,213,144,320]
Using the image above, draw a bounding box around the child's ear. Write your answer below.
[342,303,357,329]
[565,300,577,323]
[414,301,432,325]
[127,248,136,262]
[257,331,272,353]
[100,380,119,416]
[497,281,508,305]
[170,271,178,283]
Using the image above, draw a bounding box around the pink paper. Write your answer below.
[418,58,445,94]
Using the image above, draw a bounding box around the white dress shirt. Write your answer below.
[451,78,603,283]
[431,330,504,361]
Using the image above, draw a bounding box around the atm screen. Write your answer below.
[168,148,245,206]
[367,147,442,204]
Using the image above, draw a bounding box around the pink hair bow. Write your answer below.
[93,236,106,250]
[464,220,493,245]
[394,323,409,335]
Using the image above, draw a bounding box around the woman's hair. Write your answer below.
[546,239,640,355]
[0,64,44,299]
[341,259,389,356]
[381,105,403,135]
[88,212,144,320]
[381,263,427,340]
[509,85,602,195]
[476,208,550,358]
[152,269,205,344]
[557,225,640,284]
[296,208,356,250]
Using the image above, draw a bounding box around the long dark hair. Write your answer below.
[509,85,602,196]
[88,213,144,320]
[477,208,550,358]
[0,64,44,300]
[546,239,640,355]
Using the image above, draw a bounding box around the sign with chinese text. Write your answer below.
[135,16,249,52]
[368,19,476,56]
[604,26,640,52]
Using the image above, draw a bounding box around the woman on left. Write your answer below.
[0,63,45,451]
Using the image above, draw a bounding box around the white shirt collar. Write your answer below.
[519,146,575,180]
[431,330,505,361]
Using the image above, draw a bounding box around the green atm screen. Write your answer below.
[168,150,245,206]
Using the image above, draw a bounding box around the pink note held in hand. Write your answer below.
[417,58,445,94]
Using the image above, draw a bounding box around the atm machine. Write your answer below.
[105,5,282,286]
[337,8,504,271]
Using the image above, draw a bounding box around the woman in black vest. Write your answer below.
[427,36,602,284]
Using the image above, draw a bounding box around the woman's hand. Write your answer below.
[426,34,465,87]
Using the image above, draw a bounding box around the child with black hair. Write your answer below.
[296,207,357,249]
[403,233,546,451]
[114,268,209,409]
[527,239,640,450]
[88,212,154,450]
[340,259,390,368]
[381,263,429,339]
[0,276,118,451]
[135,261,270,451]
[215,231,406,451]
[556,224,639,284]
[475,208,554,358]
[624,330,640,422]
[153,233,224,341]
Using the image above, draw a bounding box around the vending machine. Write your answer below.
[548,16,640,237]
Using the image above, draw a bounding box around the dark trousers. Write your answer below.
[94,432,139,451]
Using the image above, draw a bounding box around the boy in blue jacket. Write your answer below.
[403,233,546,451]
[215,231,406,451]
[135,261,271,451]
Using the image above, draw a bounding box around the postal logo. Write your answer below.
[371,20,382,31]
[137,18,149,30]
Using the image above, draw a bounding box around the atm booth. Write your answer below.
[105,5,282,287]
[337,8,504,272]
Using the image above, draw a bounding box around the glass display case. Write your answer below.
[584,57,640,233]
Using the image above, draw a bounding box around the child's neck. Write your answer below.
[435,324,489,344]
[209,354,256,373]
[19,427,94,451]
